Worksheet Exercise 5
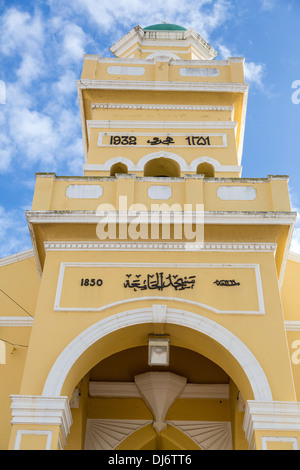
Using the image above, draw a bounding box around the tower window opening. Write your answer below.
[110,162,128,176]
[196,162,215,178]
[144,158,181,178]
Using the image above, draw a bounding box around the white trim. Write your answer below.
[0,316,33,327]
[91,103,234,113]
[285,321,300,331]
[10,395,73,445]
[26,210,297,226]
[53,262,265,315]
[88,119,237,130]
[14,430,53,450]
[288,252,300,263]
[261,436,298,450]
[42,306,272,401]
[84,152,238,174]
[0,249,34,267]
[243,400,300,448]
[44,241,277,253]
[78,79,248,94]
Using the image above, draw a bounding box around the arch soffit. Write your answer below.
[42,306,272,402]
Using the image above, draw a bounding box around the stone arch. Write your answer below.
[138,151,186,174]
[42,306,272,402]
[190,156,220,173]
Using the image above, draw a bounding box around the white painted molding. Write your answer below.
[42,307,272,402]
[91,103,233,112]
[88,381,229,399]
[10,395,73,445]
[243,400,300,447]
[14,430,53,450]
[53,262,265,315]
[261,436,298,450]
[78,80,248,95]
[134,372,187,432]
[0,317,33,327]
[152,304,167,323]
[285,321,300,331]
[88,119,237,130]
[44,241,277,253]
[26,210,297,226]
[288,252,300,263]
[0,249,34,267]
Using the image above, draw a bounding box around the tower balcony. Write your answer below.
[31,173,291,214]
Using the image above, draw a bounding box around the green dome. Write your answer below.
[143,23,187,31]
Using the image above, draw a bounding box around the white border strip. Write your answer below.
[14,430,53,451]
[0,249,34,268]
[54,262,265,315]
[0,317,33,327]
[44,241,277,253]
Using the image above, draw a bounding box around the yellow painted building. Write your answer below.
[1,23,300,451]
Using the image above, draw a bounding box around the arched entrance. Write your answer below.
[41,305,272,450]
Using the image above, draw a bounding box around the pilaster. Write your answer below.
[243,400,300,450]
[9,395,72,450]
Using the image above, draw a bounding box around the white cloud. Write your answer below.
[261,0,276,11]
[16,53,45,86]
[244,61,265,88]
[49,0,232,41]
[0,8,44,56]
[60,23,88,64]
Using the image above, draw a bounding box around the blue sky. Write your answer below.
[0,0,299,257]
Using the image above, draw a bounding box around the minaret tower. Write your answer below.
[5,23,299,451]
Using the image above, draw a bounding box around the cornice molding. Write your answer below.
[26,210,297,226]
[78,79,248,94]
[243,400,300,448]
[0,249,34,268]
[91,103,234,112]
[0,317,33,327]
[288,252,300,263]
[44,241,277,253]
[10,395,72,446]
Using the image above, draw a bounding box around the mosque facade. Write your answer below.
[1,23,300,451]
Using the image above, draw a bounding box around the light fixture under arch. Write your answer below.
[42,306,272,402]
